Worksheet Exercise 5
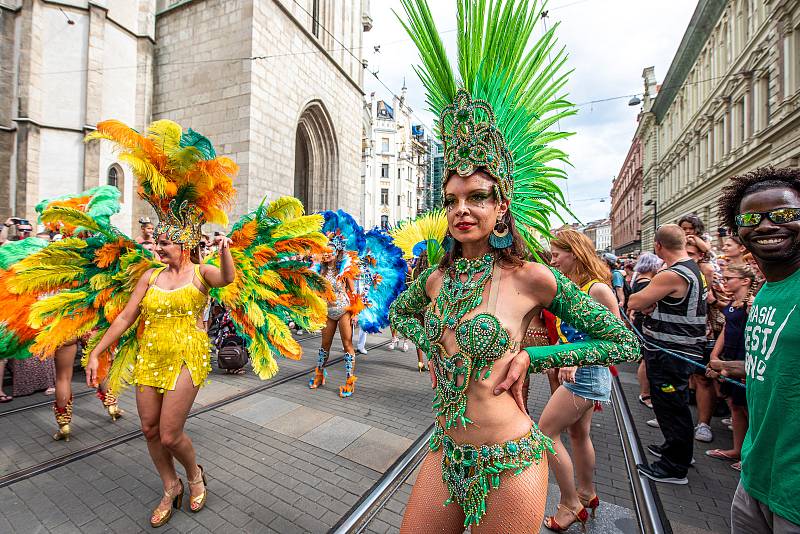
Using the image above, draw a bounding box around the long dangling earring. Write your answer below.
[442,231,454,253]
[489,217,512,249]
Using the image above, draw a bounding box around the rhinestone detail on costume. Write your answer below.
[429,421,554,527]
[425,254,512,429]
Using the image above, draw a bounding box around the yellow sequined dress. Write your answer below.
[134,265,212,392]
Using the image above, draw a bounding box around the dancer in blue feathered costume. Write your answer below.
[311,210,366,397]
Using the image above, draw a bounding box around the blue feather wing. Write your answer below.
[358,229,408,333]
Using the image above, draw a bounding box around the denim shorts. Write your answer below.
[563,365,611,402]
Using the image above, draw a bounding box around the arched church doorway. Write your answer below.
[293,101,338,212]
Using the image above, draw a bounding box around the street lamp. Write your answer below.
[644,199,658,240]
[628,95,642,106]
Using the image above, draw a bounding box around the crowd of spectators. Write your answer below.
[608,166,800,532]
[611,215,752,480]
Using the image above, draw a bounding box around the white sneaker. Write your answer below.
[694,423,713,443]
[646,418,660,428]
[721,418,732,426]
[388,338,398,350]
[402,340,409,352]
[357,347,368,355]
[296,329,304,335]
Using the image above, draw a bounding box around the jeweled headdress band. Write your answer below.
[440,89,514,201]
[154,200,204,249]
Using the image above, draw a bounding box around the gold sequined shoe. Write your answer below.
[150,479,183,528]
[187,465,207,513]
[53,396,73,442]
[99,391,124,421]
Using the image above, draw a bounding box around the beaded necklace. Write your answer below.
[434,254,494,331]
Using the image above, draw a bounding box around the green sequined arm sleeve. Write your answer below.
[389,266,435,354]
[525,267,641,373]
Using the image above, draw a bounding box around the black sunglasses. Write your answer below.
[735,207,800,228]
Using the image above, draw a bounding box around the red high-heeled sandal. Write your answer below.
[579,493,600,518]
[543,504,588,533]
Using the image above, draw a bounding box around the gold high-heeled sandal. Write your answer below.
[98,390,125,421]
[53,397,73,442]
[150,479,183,528]
[187,465,207,513]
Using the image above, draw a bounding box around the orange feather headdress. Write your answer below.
[85,119,237,248]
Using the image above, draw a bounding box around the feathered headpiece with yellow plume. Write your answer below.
[85,119,237,248]
[389,210,448,265]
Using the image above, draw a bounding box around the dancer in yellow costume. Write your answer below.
[14,119,330,529]
[134,263,217,391]
[84,148,236,528]
[87,236,233,527]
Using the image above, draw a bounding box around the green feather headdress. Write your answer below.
[397,0,577,251]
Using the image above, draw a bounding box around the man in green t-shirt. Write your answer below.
[712,166,800,532]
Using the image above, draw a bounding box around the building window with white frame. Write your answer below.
[380,188,389,206]
[107,164,124,202]
[381,137,389,153]
[381,163,389,178]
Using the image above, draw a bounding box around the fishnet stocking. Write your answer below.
[400,449,549,534]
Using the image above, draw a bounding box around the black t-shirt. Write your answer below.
[721,304,747,361]
[630,277,651,331]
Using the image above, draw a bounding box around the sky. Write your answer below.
[362,0,698,225]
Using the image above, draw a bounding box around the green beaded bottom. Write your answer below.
[429,421,554,526]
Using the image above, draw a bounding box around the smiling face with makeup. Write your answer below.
[443,171,509,257]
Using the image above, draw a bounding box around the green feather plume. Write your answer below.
[397,0,578,251]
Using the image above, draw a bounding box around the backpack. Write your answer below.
[217,335,249,370]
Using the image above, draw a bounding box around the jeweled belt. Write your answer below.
[429,420,554,526]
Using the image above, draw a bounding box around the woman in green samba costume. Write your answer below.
[389,0,641,530]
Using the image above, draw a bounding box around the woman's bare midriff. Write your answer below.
[437,348,533,446]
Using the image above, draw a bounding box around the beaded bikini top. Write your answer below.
[424,254,520,429]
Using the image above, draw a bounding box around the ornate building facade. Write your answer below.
[362,89,428,230]
[1,0,371,233]
[154,0,370,219]
[610,137,643,255]
[637,0,800,250]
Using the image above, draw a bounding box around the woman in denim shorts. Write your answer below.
[539,229,619,532]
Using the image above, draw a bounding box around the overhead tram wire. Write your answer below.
[289,0,440,135]
[30,0,748,115]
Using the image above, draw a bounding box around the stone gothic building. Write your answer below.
[0,0,371,234]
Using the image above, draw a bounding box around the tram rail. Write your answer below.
[0,333,383,489]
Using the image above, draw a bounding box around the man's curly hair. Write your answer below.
[718,166,800,229]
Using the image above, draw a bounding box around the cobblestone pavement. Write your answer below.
[618,362,740,534]
[1,333,650,534]
[0,331,433,533]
